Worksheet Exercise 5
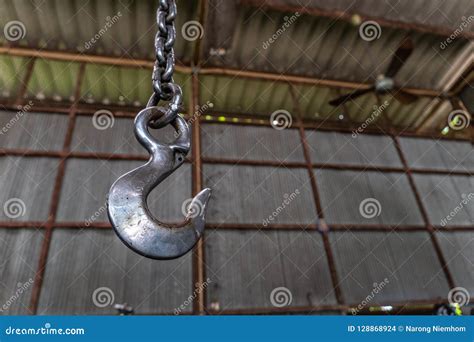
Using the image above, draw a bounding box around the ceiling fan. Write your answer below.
[329,37,418,107]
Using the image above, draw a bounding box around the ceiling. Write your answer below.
[0,0,472,134]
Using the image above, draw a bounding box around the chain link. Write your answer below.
[150,0,182,128]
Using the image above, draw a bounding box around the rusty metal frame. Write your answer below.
[28,62,87,314]
[0,47,471,316]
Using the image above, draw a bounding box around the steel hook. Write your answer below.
[107,106,211,260]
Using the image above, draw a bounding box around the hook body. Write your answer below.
[107,107,211,259]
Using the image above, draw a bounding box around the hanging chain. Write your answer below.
[149,0,183,129]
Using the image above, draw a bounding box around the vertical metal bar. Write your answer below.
[374,92,458,290]
[191,70,206,314]
[392,134,456,289]
[28,63,86,314]
[289,84,345,305]
[14,58,36,107]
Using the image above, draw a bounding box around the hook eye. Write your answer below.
[134,106,191,158]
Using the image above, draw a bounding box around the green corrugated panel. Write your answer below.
[0,56,28,99]
[80,63,190,108]
[28,59,79,101]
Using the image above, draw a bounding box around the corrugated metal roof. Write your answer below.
[437,232,474,296]
[203,164,317,225]
[57,159,191,222]
[399,138,474,171]
[0,157,59,222]
[201,123,305,162]
[329,231,450,305]
[414,174,474,226]
[241,0,474,35]
[305,130,402,167]
[38,228,193,314]
[0,0,198,62]
[205,229,337,310]
[204,5,470,89]
[71,116,181,155]
[0,110,68,151]
[0,228,43,315]
[315,169,424,225]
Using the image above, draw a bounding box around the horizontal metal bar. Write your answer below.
[0,46,448,96]
[0,221,472,232]
[1,149,471,176]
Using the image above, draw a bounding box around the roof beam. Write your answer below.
[0,46,448,97]
[240,0,474,39]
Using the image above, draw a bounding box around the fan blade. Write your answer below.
[385,37,414,78]
[390,89,418,104]
[329,87,374,106]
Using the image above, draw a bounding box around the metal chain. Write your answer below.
[149,0,182,128]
